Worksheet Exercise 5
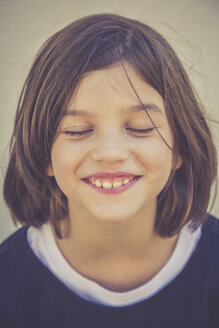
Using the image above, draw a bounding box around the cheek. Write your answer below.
[50,140,93,183]
[136,138,173,172]
[50,142,77,175]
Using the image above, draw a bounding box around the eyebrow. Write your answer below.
[64,103,163,117]
[123,103,163,115]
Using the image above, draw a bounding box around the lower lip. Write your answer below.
[82,176,141,194]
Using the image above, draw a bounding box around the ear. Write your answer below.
[173,155,183,170]
[46,163,54,176]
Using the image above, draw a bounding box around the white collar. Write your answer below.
[27,222,201,307]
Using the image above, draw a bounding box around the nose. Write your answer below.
[90,129,129,163]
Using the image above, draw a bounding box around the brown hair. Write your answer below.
[3,13,218,237]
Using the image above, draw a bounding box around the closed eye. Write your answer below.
[63,127,155,138]
[64,129,93,137]
[126,127,155,135]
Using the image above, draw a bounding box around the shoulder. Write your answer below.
[0,226,58,325]
[202,214,219,235]
[197,214,219,258]
[201,215,219,325]
[0,227,32,288]
[0,226,44,290]
[201,214,219,246]
[179,215,219,290]
[199,214,219,275]
[0,228,31,323]
[197,215,219,295]
[0,227,28,257]
[0,227,28,264]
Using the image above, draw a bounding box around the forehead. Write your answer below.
[67,63,165,117]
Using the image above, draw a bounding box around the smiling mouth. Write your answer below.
[82,176,141,194]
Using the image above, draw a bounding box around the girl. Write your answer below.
[0,13,218,328]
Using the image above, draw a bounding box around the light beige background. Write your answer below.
[0,0,218,242]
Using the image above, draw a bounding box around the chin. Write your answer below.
[89,207,144,226]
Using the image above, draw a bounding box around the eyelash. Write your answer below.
[64,128,155,137]
[126,127,155,135]
[64,130,93,136]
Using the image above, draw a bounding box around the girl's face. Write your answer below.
[48,63,181,227]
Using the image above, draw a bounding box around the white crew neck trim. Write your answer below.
[27,223,201,307]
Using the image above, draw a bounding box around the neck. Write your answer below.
[55,202,158,258]
[51,206,179,292]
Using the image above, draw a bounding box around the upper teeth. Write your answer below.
[89,177,133,189]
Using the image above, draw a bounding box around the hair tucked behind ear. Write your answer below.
[3,13,218,238]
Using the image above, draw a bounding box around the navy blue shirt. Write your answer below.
[0,215,219,328]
